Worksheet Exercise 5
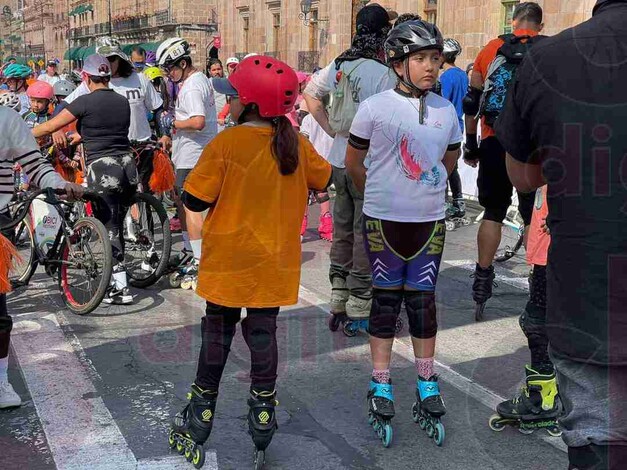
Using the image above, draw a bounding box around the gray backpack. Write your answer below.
[328,60,365,135]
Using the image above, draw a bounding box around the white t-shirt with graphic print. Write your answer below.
[64,72,162,142]
[304,58,396,168]
[350,89,463,223]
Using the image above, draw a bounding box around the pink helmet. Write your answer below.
[27,81,54,100]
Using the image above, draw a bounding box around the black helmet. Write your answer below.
[385,20,444,63]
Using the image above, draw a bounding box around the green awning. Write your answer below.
[64,46,82,60]
[77,45,96,60]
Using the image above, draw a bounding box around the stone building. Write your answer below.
[0,0,24,63]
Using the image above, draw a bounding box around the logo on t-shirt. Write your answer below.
[397,135,441,187]
[125,88,142,101]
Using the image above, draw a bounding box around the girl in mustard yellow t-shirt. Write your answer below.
[168,56,331,465]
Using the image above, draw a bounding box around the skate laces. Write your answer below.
[251,389,279,406]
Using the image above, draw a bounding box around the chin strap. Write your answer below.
[392,58,430,124]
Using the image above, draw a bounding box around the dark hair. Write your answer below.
[175,56,193,68]
[153,77,171,111]
[513,2,543,24]
[208,58,223,68]
[444,55,456,65]
[87,75,110,85]
[466,63,474,74]
[116,58,134,78]
[131,46,146,57]
[395,13,422,25]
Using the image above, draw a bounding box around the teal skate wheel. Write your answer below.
[434,422,445,446]
[192,445,205,469]
[342,322,357,337]
[381,423,393,448]
[488,414,505,432]
[168,430,177,449]
[411,404,419,423]
[368,412,375,426]
[418,415,427,430]
[426,423,435,438]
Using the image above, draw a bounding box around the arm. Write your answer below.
[303,94,335,138]
[345,144,368,194]
[174,115,205,131]
[443,146,461,177]
[506,156,544,193]
[181,191,212,212]
[32,109,76,139]
[464,70,483,136]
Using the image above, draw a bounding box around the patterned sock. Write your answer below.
[372,369,391,384]
[415,357,434,380]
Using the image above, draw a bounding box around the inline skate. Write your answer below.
[168,384,217,469]
[367,380,394,448]
[445,199,471,231]
[472,264,496,321]
[328,276,349,332]
[248,389,278,470]
[342,296,371,337]
[167,250,197,290]
[412,375,446,446]
[489,365,562,437]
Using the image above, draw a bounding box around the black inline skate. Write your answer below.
[472,264,496,321]
[412,375,446,446]
[168,384,217,468]
[445,199,471,231]
[367,380,395,448]
[248,389,278,470]
[489,365,562,437]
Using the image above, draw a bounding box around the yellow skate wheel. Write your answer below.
[181,279,192,290]
[176,440,184,454]
[191,279,198,291]
[169,273,182,288]
[168,430,177,449]
[488,414,506,432]
[192,445,206,469]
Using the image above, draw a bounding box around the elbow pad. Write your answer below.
[462,87,482,116]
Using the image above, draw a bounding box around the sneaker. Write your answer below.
[169,217,182,233]
[318,212,333,242]
[329,277,349,314]
[0,381,22,409]
[346,295,372,320]
[103,286,134,305]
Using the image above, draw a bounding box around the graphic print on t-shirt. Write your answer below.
[397,134,442,187]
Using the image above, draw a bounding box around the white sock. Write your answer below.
[190,239,202,261]
[182,231,192,251]
[0,356,8,384]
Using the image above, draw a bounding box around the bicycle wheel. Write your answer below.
[123,193,172,288]
[495,223,525,263]
[9,217,36,285]
[58,217,113,315]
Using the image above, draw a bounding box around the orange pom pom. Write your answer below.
[149,149,176,193]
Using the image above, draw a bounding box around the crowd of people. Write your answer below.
[0,0,625,468]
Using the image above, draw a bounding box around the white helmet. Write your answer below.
[225,57,239,66]
[0,91,21,111]
[243,53,258,59]
[156,37,191,67]
[443,38,462,60]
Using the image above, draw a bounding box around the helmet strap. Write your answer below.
[392,58,428,98]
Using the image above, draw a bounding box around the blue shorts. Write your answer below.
[363,215,445,291]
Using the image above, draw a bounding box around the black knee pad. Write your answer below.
[241,314,278,353]
[367,289,403,339]
[519,304,547,340]
[404,291,437,339]
[483,206,508,224]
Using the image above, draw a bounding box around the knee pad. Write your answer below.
[367,289,403,339]
[241,314,278,352]
[483,206,508,224]
[519,304,547,340]
[404,291,437,339]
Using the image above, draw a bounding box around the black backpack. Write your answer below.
[479,34,545,126]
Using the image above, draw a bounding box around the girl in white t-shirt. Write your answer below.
[299,100,335,241]
[345,19,462,446]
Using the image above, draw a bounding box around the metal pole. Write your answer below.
[40,1,46,63]
[67,0,71,69]
[108,0,112,35]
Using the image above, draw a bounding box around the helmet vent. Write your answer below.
[265,63,273,69]
[276,69,284,74]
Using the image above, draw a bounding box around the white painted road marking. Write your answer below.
[298,284,566,453]
[443,259,530,292]
[11,312,219,470]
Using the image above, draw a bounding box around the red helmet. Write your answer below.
[27,81,54,100]
[228,56,298,118]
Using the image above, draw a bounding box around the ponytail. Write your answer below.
[270,115,299,176]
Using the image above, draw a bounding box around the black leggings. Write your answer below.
[86,155,138,261]
[448,163,463,200]
[0,294,9,359]
[520,265,553,371]
[195,302,280,393]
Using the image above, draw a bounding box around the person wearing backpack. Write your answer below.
[303,3,397,330]
[461,2,545,319]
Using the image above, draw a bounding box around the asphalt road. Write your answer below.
[1,204,568,470]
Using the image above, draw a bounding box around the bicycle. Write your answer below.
[4,188,113,315]
[475,207,525,263]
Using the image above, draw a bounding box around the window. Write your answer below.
[427,11,437,24]
[502,1,519,34]
[272,13,280,57]
[243,16,249,53]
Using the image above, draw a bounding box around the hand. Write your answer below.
[68,132,82,146]
[218,118,225,126]
[462,143,480,168]
[52,130,67,149]
[158,135,172,151]
[63,182,85,200]
[160,112,175,134]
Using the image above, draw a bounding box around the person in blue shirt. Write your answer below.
[440,38,468,219]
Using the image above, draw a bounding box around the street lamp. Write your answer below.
[299,0,312,26]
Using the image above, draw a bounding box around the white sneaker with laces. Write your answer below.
[0,381,22,408]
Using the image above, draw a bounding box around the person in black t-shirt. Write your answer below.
[496,1,627,468]
[33,54,137,305]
